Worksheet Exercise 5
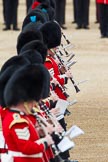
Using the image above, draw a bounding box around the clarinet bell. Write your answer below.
[55,155,65,162]
[64,109,71,116]
[74,85,80,93]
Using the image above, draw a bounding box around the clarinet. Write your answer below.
[55,52,80,93]
[56,83,69,98]
[39,101,64,140]
[62,32,70,45]
[31,108,47,137]
[49,71,69,98]
[31,108,64,162]
[60,43,70,56]
[51,144,64,162]
[48,51,69,98]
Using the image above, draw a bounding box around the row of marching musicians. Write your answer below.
[0,0,84,162]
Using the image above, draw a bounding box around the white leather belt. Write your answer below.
[8,151,43,158]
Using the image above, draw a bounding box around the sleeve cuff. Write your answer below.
[36,138,48,150]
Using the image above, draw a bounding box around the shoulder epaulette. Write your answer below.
[46,57,52,63]
[9,113,28,129]
[32,107,41,113]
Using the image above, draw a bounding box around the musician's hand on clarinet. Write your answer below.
[44,134,54,146]
[46,123,54,134]
[50,107,60,116]
[54,123,64,134]
[50,92,59,102]
[55,57,60,65]
[65,70,72,78]
[46,116,63,135]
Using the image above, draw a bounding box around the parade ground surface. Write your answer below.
[0,0,108,162]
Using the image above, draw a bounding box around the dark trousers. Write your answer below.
[73,0,78,22]
[2,0,6,23]
[96,1,100,22]
[5,0,18,28]
[99,4,108,36]
[55,0,66,25]
[26,0,33,14]
[77,0,90,27]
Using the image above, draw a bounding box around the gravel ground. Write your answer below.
[0,1,108,162]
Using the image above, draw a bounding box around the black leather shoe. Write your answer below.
[72,21,76,24]
[13,27,20,31]
[76,26,82,29]
[83,26,89,29]
[64,109,71,116]
[94,21,99,24]
[61,24,67,30]
[3,27,10,31]
[101,34,107,38]
[106,33,108,38]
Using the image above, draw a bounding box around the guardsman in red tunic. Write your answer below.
[45,49,71,100]
[1,64,54,162]
[0,107,8,156]
[38,21,71,100]
[97,0,108,3]
[96,0,108,38]
[39,21,72,162]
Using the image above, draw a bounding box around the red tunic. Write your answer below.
[44,56,68,100]
[96,0,108,4]
[0,107,8,153]
[1,108,51,162]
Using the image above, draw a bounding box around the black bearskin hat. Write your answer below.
[36,3,55,20]
[19,40,48,63]
[20,49,43,64]
[4,64,50,107]
[22,21,42,33]
[0,55,29,73]
[0,56,30,107]
[22,9,49,29]
[40,21,61,48]
[16,29,43,54]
